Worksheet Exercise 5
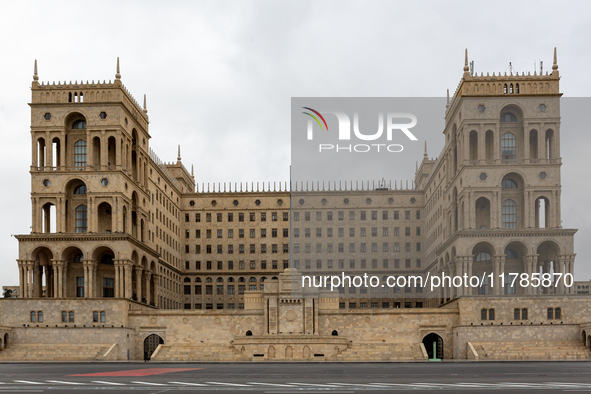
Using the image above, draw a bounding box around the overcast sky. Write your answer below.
[1,0,590,291]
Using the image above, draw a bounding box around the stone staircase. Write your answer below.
[470,341,591,360]
[330,343,427,361]
[152,344,249,362]
[0,344,112,361]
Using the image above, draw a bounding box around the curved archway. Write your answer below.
[61,246,85,298]
[92,246,115,298]
[475,197,491,229]
[331,330,338,336]
[3,334,7,348]
[143,334,163,360]
[245,330,253,336]
[422,333,444,359]
[97,202,112,233]
[31,246,55,298]
[472,242,496,295]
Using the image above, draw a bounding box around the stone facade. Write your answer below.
[0,49,588,362]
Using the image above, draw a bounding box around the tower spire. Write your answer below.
[33,59,38,81]
[552,47,558,71]
[463,49,470,75]
[143,94,148,113]
[191,164,194,177]
[177,145,181,161]
[115,57,121,79]
[424,141,428,158]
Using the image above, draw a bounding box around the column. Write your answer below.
[92,262,98,298]
[62,264,68,298]
[87,197,95,233]
[31,197,38,233]
[556,191,562,229]
[82,259,96,298]
[46,132,53,171]
[27,261,34,298]
[124,262,132,299]
[17,260,25,298]
[101,133,108,170]
[538,127,546,163]
[493,126,500,164]
[523,125,531,163]
[60,132,66,170]
[493,256,501,295]
[135,266,143,301]
[115,134,122,170]
[152,273,159,307]
[114,260,121,298]
[32,137,38,169]
[144,270,152,305]
[466,258,473,296]
[86,131,93,170]
[478,128,486,164]
[524,255,537,295]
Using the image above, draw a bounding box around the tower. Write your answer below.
[423,48,576,303]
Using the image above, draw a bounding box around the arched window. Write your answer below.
[72,120,86,129]
[227,277,234,283]
[74,140,87,167]
[509,84,514,94]
[481,308,487,320]
[555,308,561,319]
[488,309,495,320]
[74,185,87,194]
[184,277,190,283]
[216,277,224,283]
[30,311,36,322]
[514,308,520,320]
[501,112,517,122]
[100,254,113,265]
[205,277,212,283]
[238,277,245,283]
[195,277,202,282]
[74,253,83,263]
[332,330,338,336]
[475,251,491,262]
[503,84,508,94]
[505,249,518,259]
[522,308,528,320]
[502,200,517,228]
[515,84,520,94]
[547,308,554,319]
[100,311,106,322]
[249,277,257,282]
[502,179,518,189]
[75,205,88,233]
[501,132,516,161]
[246,330,253,336]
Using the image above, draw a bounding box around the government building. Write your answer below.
[0,49,589,362]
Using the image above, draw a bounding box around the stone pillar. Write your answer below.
[493,256,501,296]
[86,131,93,170]
[135,266,143,301]
[114,259,121,298]
[32,137,38,169]
[124,262,132,299]
[60,132,66,170]
[82,259,96,298]
[524,255,538,295]
[58,197,66,233]
[17,260,25,298]
[523,126,531,163]
[493,126,500,164]
[61,263,68,298]
[152,273,159,307]
[115,134,122,170]
[538,129,546,163]
[478,128,486,164]
[101,133,108,170]
[87,197,95,233]
[144,270,152,305]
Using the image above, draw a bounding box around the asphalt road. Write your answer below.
[0,362,590,393]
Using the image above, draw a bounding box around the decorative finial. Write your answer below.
[424,141,428,158]
[446,88,450,104]
[463,49,470,73]
[115,57,121,79]
[552,47,558,71]
[33,59,39,81]
[191,164,194,176]
[143,94,148,113]
[177,145,181,161]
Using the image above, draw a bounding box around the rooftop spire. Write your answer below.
[143,94,148,113]
[552,47,558,71]
[115,57,121,79]
[33,59,38,81]
[191,164,194,177]
[424,141,428,158]
[463,49,470,74]
[177,145,181,161]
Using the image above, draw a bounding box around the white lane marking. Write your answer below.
[328,383,393,388]
[13,381,43,385]
[289,383,345,387]
[130,381,167,386]
[206,382,252,387]
[169,382,210,386]
[91,381,126,386]
[46,380,85,385]
[247,382,298,387]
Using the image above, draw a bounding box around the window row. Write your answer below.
[184,303,245,310]
[30,310,106,323]
[186,228,289,239]
[187,244,289,254]
[186,212,288,223]
[293,227,420,237]
[339,301,423,309]
[293,242,421,253]
[293,258,421,269]
[293,210,420,221]
[481,307,562,321]
[184,260,289,271]
[184,284,263,295]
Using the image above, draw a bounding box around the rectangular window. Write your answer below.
[349,243,355,252]
[405,211,410,220]
[327,228,333,237]
[76,276,84,297]
[239,213,244,222]
[338,243,344,252]
[360,211,366,220]
[261,229,266,238]
[394,259,400,268]
[405,227,411,236]
[360,243,366,252]
[361,259,366,268]
[207,261,212,270]
[283,212,289,221]
[383,227,388,236]
[371,211,377,220]
[239,244,244,253]
[394,227,399,236]
[383,211,388,220]
[239,285,245,294]
[294,228,299,238]
[338,211,344,220]
[217,261,223,270]
[184,285,191,295]
[228,303,235,310]
[249,212,255,221]
[349,228,355,237]
[228,261,234,269]
[327,259,333,268]
[228,229,233,238]
[305,228,311,237]
[250,244,255,253]
[394,211,399,220]
[371,227,377,237]
[273,260,278,269]
[195,303,202,309]
[316,228,322,237]
[294,244,299,253]
[206,229,212,238]
[349,211,355,220]
[405,243,411,252]
[405,259,411,268]
[272,229,277,238]
[196,213,201,222]
[217,245,222,253]
[272,212,278,221]
[416,242,421,251]
[74,140,87,167]
[103,277,114,298]
[206,285,213,294]
[349,259,355,269]
[185,230,190,238]
[261,260,267,269]
[250,261,256,269]
[206,213,211,222]
[250,229,255,238]
[261,244,267,253]
[239,229,244,238]
[327,212,333,221]
[416,259,421,268]
[338,260,344,269]
[316,212,322,221]
[383,258,388,268]
[372,243,377,252]
[416,210,421,219]
[261,212,267,221]
[217,229,222,238]
[383,243,389,252]
[283,229,289,237]
[227,285,235,295]
[196,261,201,270]
[316,243,322,253]
[229,213,234,222]
[338,228,344,237]
[283,244,289,253]
[272,244,278,253]
[217,213,222,222]
[327,243,333,253]
[195,285,202,294]
[316,260,322,269]
[75,205,88,233]
[416,227,421,236]
[196,229,201,238]
[228,245,234,254]
[185,214,189,222]
[216,285,224,295]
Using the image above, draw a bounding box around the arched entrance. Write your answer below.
[422,333,444,360]
[143,334,163,360]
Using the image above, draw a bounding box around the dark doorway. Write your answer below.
[422,333,444,359]
[143,334,163,360]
